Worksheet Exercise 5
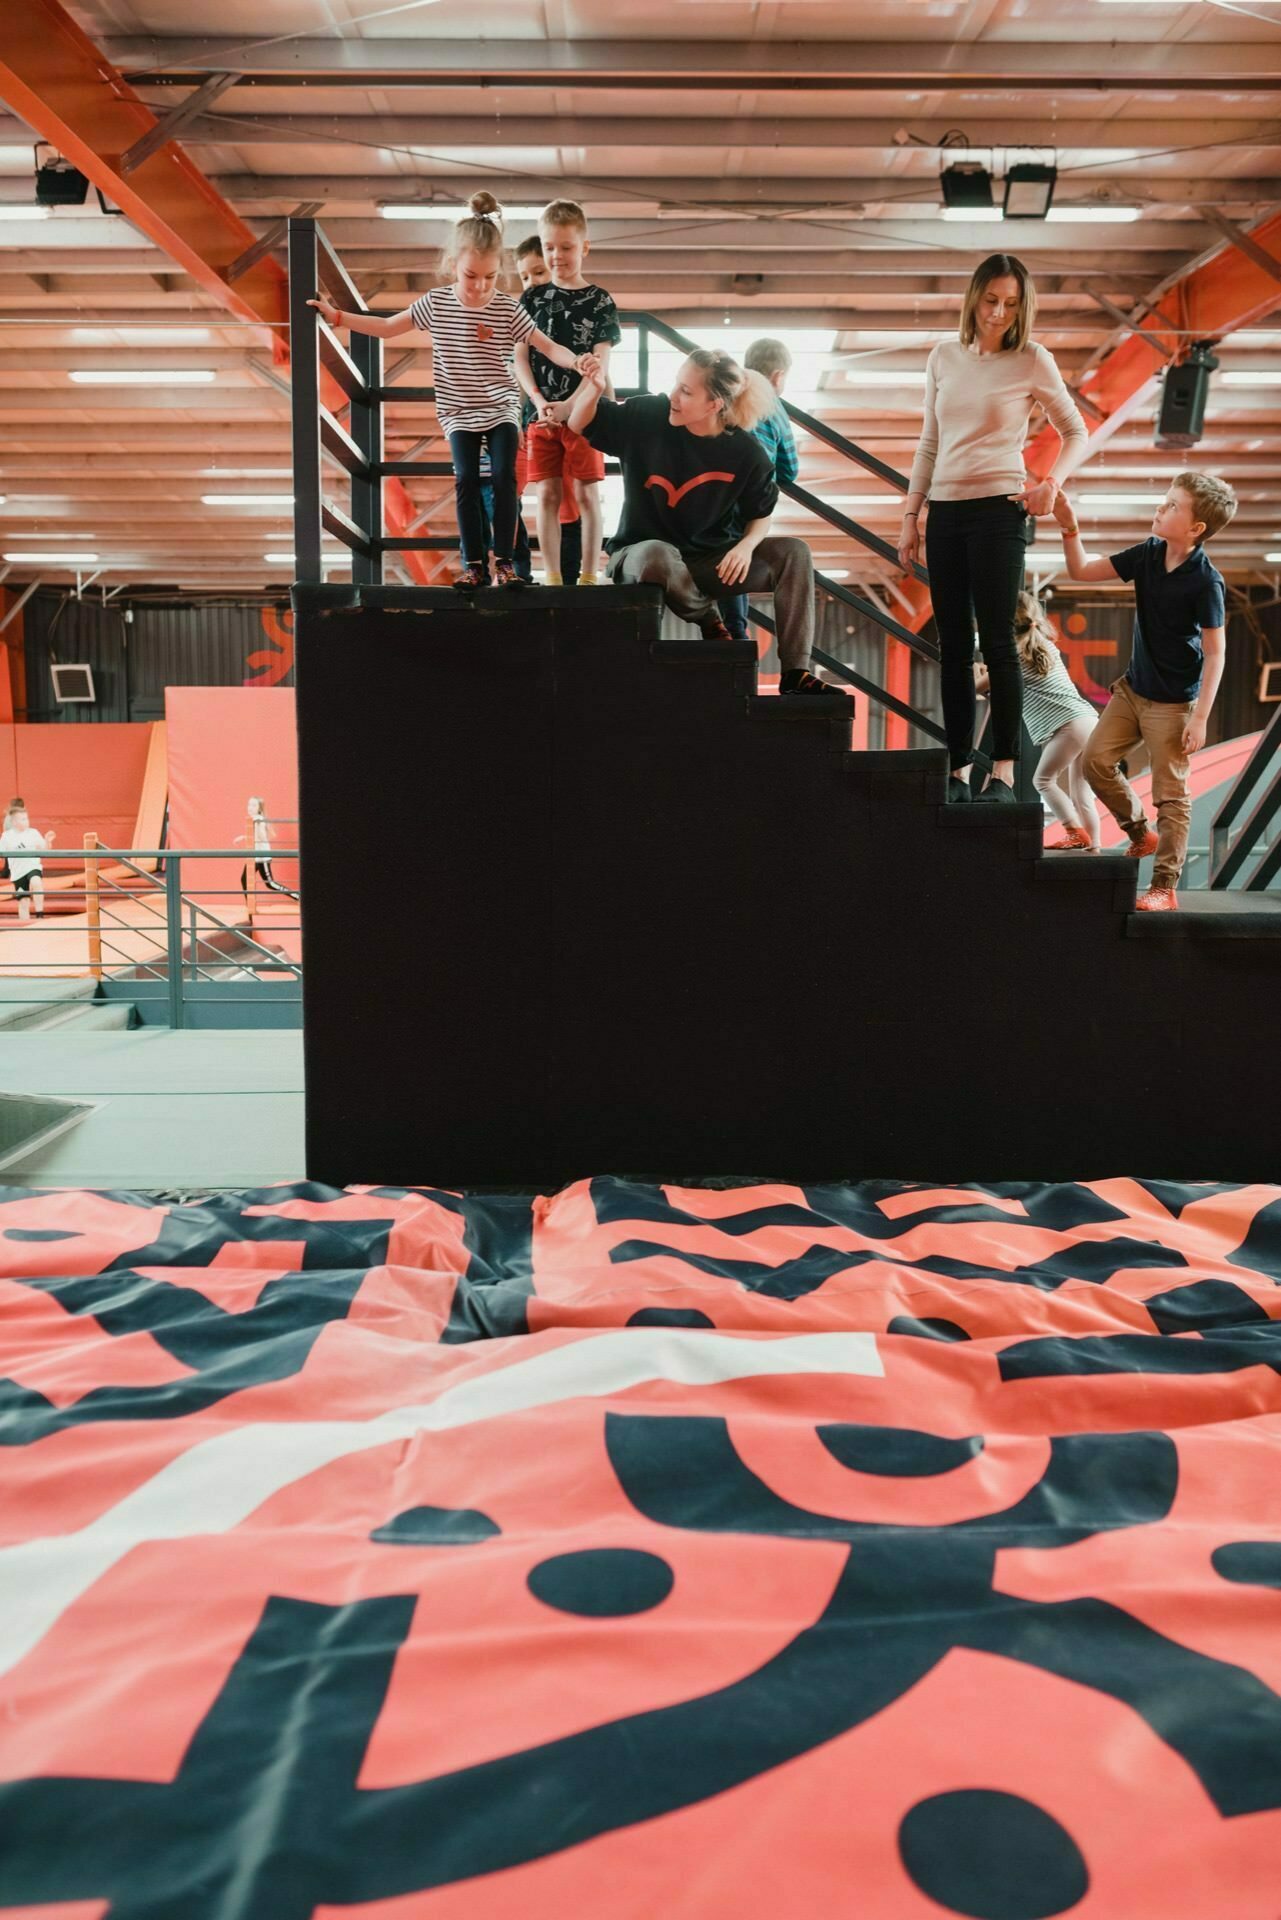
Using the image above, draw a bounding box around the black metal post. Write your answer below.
[287,218,324,583]
[350,330,383,584]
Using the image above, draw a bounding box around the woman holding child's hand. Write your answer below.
[902,252,1086,807]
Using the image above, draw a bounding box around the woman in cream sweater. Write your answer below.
[898,254,1087,804]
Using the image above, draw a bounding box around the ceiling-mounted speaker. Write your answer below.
[1156,342,1219,448]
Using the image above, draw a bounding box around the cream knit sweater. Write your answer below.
[907,339,1087,503]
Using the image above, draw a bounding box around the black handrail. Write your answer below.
[1209,705,1281,890]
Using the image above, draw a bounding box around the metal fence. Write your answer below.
[0,837,302,1028]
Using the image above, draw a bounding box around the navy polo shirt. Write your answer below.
[1109,538,1225,704]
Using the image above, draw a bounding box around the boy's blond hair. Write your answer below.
[1173,471,1237,541]
[539,199,588,233]
[744,338,792,380]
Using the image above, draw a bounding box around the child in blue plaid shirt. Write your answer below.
[719,338,800,641]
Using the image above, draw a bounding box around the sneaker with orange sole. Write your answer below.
[1136,887,1179,911]
[1125,826,1160,858]
[1047,827,1094,851]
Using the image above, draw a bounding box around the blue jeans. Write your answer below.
[481,482,533,580]
[718,592,750,640]
[450,424,519,566]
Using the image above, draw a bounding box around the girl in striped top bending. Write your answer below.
[976,592,1100,850]
[309,192,599,591]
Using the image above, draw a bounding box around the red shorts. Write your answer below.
[517,429,580,523]
[526,421,605,486]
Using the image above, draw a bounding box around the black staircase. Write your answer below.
[294,584,1281,1188]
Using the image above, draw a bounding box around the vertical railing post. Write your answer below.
[166,854,185,1031]
[637,318,649,396]
[288,217,323,583]
[83,832,103,982]
[351,329,384,583]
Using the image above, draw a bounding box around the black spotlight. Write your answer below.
[940,163,994,213]
[34,144,89,208]
[1156,341,1219,449]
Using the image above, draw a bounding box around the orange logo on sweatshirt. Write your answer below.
[645,471,736,509]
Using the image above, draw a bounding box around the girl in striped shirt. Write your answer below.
[976,593,1100,850]
[309,192,599,590]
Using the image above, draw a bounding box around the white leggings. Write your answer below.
[1033,715,1100,843]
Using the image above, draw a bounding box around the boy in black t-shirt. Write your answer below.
[1051,472,1235,909]
[514,201,622,587]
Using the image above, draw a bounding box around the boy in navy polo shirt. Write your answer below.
[1050,472,1236,910]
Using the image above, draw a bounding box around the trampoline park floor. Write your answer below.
[0,1027,304,1187]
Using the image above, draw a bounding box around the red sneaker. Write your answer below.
[698,614,734,643]
[1136,887,1179,911]
[1047,827,1094,851]
[1126,826,1160,858]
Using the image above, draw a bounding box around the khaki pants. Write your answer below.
[1083,676,1193,889]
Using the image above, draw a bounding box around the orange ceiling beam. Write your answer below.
[0,1,288,340]
[0,0,438,582]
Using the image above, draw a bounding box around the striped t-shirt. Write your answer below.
[408,287,536,438]
[1021,644,1096,747]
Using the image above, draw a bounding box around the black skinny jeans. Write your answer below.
[925,494,1031,769]
[449,424,520,565]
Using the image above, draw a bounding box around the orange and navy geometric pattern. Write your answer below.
[2,1176,1280,1917]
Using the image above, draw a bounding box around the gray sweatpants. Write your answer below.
[608,537,815,672]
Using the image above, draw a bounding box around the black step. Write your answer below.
[843,748,947,802]
[937,802,1044,830]
[1125,891,1281,938]
[1035,849,1138,913]
[651,639,756,667]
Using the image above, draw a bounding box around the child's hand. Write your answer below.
[1182,713,1208,755]
[1012,475,1058,517]
[1051,489,1076,526]
[45,830,55,846]
[539,400,569,425]
[576,352,603,382]
[307,293,341,328]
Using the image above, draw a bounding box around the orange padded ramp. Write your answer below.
[166,688,298,903]
[10,722,152,862]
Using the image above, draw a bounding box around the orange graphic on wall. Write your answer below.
[1049,612,1118,708]
[245,606,294,687]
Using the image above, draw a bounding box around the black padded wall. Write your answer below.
[295,584,1280,1187]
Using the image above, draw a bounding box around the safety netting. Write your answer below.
[2,1175,1281,1917]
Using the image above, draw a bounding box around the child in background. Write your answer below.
[976,593,1100,850]
[719,337,801,642]
[0,798,54,925]
[308,192,598,591]
[514,234,582,585]
[1051,472,1235,909]
[515,200,622,585]
[233,797,296,901]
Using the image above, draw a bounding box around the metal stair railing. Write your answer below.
[1208,705,1281,890]
[286,217,968,753]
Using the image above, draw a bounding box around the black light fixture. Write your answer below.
[33,142,89,208]
[940,161,994,213]
[1003,162,1057,220]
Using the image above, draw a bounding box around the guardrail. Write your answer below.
[0,842,302,1029]
[1209,705,1281,890]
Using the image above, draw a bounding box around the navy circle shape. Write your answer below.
[898,1789,1089,1919]
[527,1548,675,1617]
